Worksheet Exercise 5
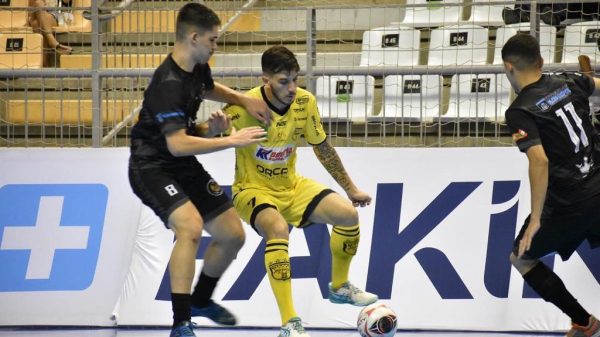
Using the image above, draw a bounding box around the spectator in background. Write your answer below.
[502,2,567,26]
[27,0,72,66]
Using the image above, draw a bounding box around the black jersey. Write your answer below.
[506,73,600,207]
[130,54,215,169]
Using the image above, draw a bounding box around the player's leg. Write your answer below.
[284,178,376,306]
[254,208,296,323]
[234,188,307,336]
[307,192,377,306]
[309,192,358,286]
[190,207,244,325]
[511,214,596,334]
[177,168,240,325]
[128,166,200,336]
[167,202,205,331]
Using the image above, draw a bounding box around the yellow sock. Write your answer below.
[330,224,360,290]
[265,239,297,325]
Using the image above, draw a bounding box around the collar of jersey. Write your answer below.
[261,86,291,116]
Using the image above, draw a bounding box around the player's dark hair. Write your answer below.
[501,33,543,71]
[262,46,300,75]
[176,3,221,41]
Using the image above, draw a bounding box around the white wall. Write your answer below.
[1,147,599,331]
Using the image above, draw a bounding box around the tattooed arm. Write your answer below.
[313,140,371,207]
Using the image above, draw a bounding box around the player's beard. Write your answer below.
[273,89,295,106]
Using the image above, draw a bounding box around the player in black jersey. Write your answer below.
[128,4,268,337]
[502,34,600,337]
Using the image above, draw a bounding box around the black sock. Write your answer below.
[171,293,191,327]
[191,272,219,308]
[523,263,590,326]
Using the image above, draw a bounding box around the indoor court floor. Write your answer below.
[0,328,565,337]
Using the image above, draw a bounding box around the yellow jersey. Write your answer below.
[224,86,327,192]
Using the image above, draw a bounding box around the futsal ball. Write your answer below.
[357,303,397,337]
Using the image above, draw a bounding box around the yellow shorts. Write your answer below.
[232,177,334,229]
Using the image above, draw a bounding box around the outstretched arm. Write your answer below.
[205,83,271,123]
[518,144,548,257]
[166,126,265,157]
[578,55,600,96]
[313,141,371,207]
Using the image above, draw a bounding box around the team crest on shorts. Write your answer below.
[269,259,291,280]
[206,179,223,196]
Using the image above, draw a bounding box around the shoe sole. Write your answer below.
[329,296,378,306]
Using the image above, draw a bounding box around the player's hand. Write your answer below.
[242,96,271,124]
[229,126,267,147]
[518,218,541,258]
[578,54,593,77]
[207,110,231,135]
[347,189,372,207]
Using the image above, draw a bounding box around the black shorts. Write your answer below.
[129,159,233,227]
[513,193,600,261]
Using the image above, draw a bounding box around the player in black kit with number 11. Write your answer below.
[502,34,600,337]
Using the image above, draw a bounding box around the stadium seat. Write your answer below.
[428,24,489,66]
[400,0,463,28]
[359,26,420,67]
[494,23,557,64]
[445,73,511,122]
[465,0,512,27]
[260,8,404,32]
[562,21,600,64]
[5,99,135,125]
[206,52,361,69]
[0,32,43,69]
[316,75,375,123]
[0,0,29,32]
[60,53,167,68]
[52,0,92,33]
[376,75,443,122]
[111,10,260,33]
[112,10,177,33]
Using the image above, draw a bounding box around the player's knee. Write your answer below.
[509,252,538,274]
[259,222,289,241]
[171,214,203,242]
[334,205,359,227]
[226,228,246,252]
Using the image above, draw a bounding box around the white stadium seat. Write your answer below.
[316,75,375,123]
[375,75,443,122]
[562,21,600,64]
[360,26,420,67]
[445,73,511,122]
[466,0,513,27]
[428,24,489,66]
[400,0,463,28]
[494,23,557,64]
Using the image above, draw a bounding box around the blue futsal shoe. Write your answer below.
[190,300,237,325]
[169,321,196,337]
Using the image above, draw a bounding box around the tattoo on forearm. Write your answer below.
[314,141,353,191]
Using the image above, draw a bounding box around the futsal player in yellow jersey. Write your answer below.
[224,46,378,337]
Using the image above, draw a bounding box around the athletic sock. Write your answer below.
[265,239,297,325]
[191,271,219,308]
[171,293,191,327]
[330,224,360,290]
[523,262,590,326]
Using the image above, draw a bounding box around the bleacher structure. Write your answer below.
[0,0,598,148]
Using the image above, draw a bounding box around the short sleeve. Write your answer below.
[505,108,542,152]
[145,80,188,135]
[197,63,215,92]
[304,96,327,145]
[572,72,595,97]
